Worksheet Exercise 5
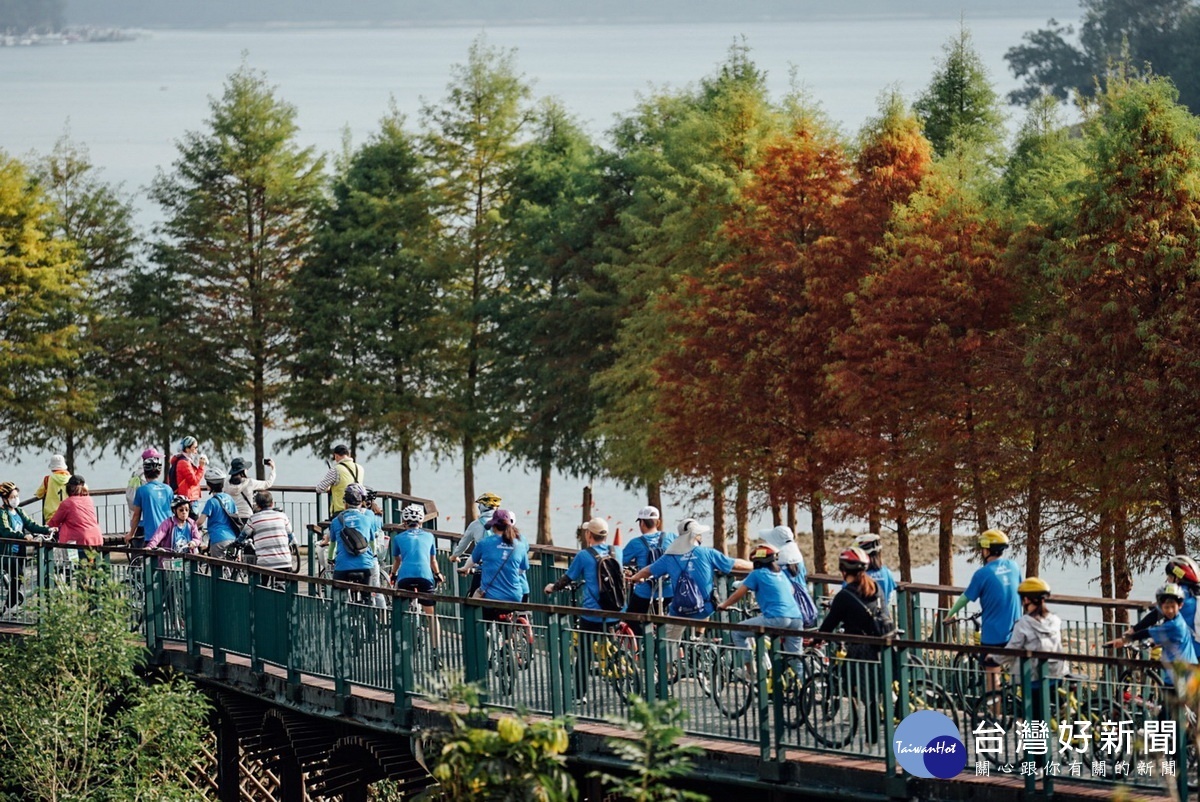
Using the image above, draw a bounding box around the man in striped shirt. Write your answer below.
[240,490,294,572]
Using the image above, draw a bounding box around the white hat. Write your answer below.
[777,542,804,567]
[636,506,660,521]
[583,517,609,536]
[758,525,795,549]
[49,454,67,471]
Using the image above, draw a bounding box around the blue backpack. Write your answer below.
[671,556,706,616]
[790,577,819,627]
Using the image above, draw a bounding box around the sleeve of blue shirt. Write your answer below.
[742,571,762,594]
[623,539,643,569]
[964,567,984,602]
[567,550,589,582]
[646,554,670,577]
[710,549,736,575]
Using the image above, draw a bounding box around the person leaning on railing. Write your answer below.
[46,475,102,547]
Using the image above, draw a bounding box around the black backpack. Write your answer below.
[337,512,370,557]
[588,547,628,612]
[167,454,183,491]
[853,592,897,638]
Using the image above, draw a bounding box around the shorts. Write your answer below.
[333,569,371,586]
[982,642,1006,668]
[396,577,437,607]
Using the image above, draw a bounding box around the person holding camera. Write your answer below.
[226,455,277,526]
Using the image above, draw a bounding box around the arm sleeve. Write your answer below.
[19,510,50,535]
[566,552,588,582]
[947,594,970,618]
[963,571,983,603]
[35,477,47,500]
[146,519,169,549]
[262,463,277,489]
[314,466,339,493]
[711,549,736,575]
[1129,607,1162,637]
[46,503,66,529]
[819,592,849,634]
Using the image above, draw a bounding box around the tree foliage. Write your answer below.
[0,562,211,801]
[913,25,1006,158]
[1006,0,1200,113]
[592,697,708,802]
[151,63,324,476]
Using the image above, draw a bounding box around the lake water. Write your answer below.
[1,15,1157,599]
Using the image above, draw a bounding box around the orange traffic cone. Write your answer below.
[613,526,622,546]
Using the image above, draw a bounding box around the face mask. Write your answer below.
[6,496,19,508]
[477,503,491,516]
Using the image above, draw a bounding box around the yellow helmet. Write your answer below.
[978,529,1009,550]
[475,491,502,508]
[1018,577,1051,598]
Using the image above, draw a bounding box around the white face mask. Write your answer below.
[477,503,491,516]
[5,495,18,508]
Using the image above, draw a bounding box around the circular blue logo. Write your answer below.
[892,710,966,778]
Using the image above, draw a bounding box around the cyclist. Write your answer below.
[544,515,624,704]
[391,503,443,643]
[1109,583,1198,689]
[716,543,805,672]
[146,495,202,566]
[126,448,162,512]
[623,505,675,634]
[197,467,240,560]
[238,490,294,573]
[628,518,752,643]
[1,480,54,610]
[1137,555,1200,654]
[315,444,363,516]
[450,491,502,598]
[327,483,379,587]
[126,454,173,550]
[818,547,887,659]
[759,524,807,587]
[226,455,276,526]
[945,529,1022,691]
[169,436,208,515]
[46,475,103,547]
[994,577,1064,688]
[34,454,71,521]
[464,509,529,613]
[854,533,897,604]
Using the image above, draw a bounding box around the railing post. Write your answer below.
[306,527,316,591]
[184,559,197,659]
[755,632,770,762]
[332,587,349,713]
[1018,654,1036,798]
[547,612,564,717]
[248,572,261,674]
[771,635,786,763]
[653,621,670,702]
[286,578,299,689]
[896,586,911,639]
[560,614,576,708]
[144,556,161,655]
[210,561,225,671]
[882,642,897,776]
[393,593,410,724]
[641,619,657,703]
[1175,693,1189,802]
[461,601,487,703]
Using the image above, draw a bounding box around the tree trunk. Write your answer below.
[965,398,988,532]
[253,364,266,480]
[582,485,593,522]
[1163,442,1186,553]
[938,500,954,608]
[811,491,826,574]
[869,506,881,535]
[735,477,749,558]
[1099,513,1114,628]
[400,446,412,496]
[896,502,912,583]
[462,435,475,527]
[712,474,726,553]
[65,430,76,474]
[647,480,662,514]
[1113,508,1132,626]
[1025,428,1042,578]
[786,497,797,534]
[770,498,782,527]
[537,448,552,546]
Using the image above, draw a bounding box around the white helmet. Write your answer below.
[401,504,425,525]
[855,533,882,555]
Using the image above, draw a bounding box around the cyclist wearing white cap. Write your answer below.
[623,505,676,634]
[628,518,751,641]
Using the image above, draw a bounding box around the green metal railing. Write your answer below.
[1,538,1194,799]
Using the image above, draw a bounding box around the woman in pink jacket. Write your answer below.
[46,475,103,547]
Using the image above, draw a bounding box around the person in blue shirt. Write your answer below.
[717,544,805,667]
[328,483,381,587]
[197,467,240,560]
[945,529,1023,692]
[854,533,898,605]
[465,509,529,613]
[544,518,624,704]
[622,505,676,634]
[629,518,752,643]
[1111,583,1198,689]
[125,456,173,550]
[391,502,443,655]
[1126,556,1200,657]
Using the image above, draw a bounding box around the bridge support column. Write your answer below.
[279,752,305,802]
[214,710,240,802]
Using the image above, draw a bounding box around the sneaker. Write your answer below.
[575,696,588,707]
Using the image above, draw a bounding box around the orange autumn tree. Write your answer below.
[830,157,1015,586]
[819,96,933,577]
[651,116,851,560]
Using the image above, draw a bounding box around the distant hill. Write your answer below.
[66,0,1083,28]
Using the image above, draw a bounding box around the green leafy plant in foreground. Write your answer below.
[593,697,709,802]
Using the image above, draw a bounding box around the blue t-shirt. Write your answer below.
[869,565,898,605]
[134,480,173,540]
[202,493,239,545]
[647,547,736,620]
[742,567,802,619]
[330,508,381,571]
[391,528,436,582]
[1149,614,1198,686]
[566,543,623,623]
[624,531,676,600]
[964,558,1023,646]
[1181,588,1199,653]
[473,534,530,604]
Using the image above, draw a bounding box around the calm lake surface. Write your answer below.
[1,15,1158,598]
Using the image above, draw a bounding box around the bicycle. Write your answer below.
[485,609,534,696]
[941,610,987,707]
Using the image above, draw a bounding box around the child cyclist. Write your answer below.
[994,577,1065,688]
[716,543,805,675]
[147,495,202,566]
[1106,582,1199,689]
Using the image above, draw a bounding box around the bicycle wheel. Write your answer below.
[801,671,858,748]
[902,681,957,728]
[710,650,755,719]
[1116,666,1166,713]
[491,640,516,697]
[969,690,1021,768]
[606,643,642,703]
[779,662,807,730]
[951,651,984,707]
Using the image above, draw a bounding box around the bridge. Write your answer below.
[1,486,1193,801]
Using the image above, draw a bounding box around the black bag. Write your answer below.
[588,546,628,612]
[851,591,897,638]
[337,513,370,556]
